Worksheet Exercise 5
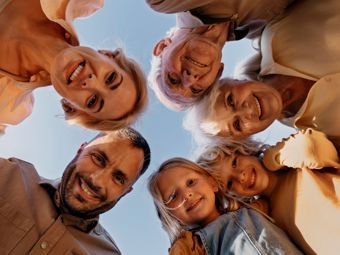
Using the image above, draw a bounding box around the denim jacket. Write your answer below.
[196,208,302,255]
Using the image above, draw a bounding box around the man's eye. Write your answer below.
[87,94,98,108]
[113,173,125,185]
[190,86,203,95]
[226,180,233,190]
[233,119,241,132]
[91,153,106,167]
[168,73,180,85]
[106,72,117,85]
[226,93,234,107]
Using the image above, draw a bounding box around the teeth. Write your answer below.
[185,56,207,67]
[254,96,262,118]
[80,179,96,198]
[69,63,84,81]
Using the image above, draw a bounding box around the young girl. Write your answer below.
[148,157,302,254]
[197,128,340,254]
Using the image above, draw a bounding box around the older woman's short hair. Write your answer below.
[148,27,202,111]
[148,157,226,243]
[62,48,148,131]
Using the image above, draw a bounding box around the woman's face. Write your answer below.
[218,153,269,197]
[157,166,220,227]
[51,47,137,120]
[210,79,283,139]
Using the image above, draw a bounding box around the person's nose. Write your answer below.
[182,69,199,88]
[80,73,95,88]
[236,170,247,184]
[183,189,193,200]
[89,169,109,187]
[239,101,257,120]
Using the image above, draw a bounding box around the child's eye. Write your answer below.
[187,179,196,187]
[226,93,234,108]
[226,180,233,190]
[232,156,237,168]
[233,119,241,132]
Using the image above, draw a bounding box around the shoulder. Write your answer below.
[92,223,121,254]
[169,231,206,255]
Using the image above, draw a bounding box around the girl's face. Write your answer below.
[218,153,269,197]
[157,166,220,228]
[51,47,137,120]
[210,79,283,139]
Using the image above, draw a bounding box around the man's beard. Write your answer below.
[58,158,117,219]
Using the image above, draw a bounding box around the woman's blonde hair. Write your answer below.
[148,157,233,243]
[62,48,148,131]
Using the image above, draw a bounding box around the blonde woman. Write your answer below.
[0,0,147,134]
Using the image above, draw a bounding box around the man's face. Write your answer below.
[154,24,227,100]
[60,134,144,218]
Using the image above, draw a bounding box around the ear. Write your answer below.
[77,142,88,155]
[61,98,77,116]
[153,38,172,56]
[217,63,224,78]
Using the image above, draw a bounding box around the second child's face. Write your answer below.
[157,166,220,228]
[218,153,269,197]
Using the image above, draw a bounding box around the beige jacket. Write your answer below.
[259,0,340,150]
[262,130,340,255]
[0,157,121,255]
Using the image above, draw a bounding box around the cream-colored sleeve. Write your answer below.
[263,128,340,171]
[0,77,34,127]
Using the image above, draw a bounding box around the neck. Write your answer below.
[264,74,315,118]
[262,170,279,197]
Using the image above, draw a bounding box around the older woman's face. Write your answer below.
[210,80,283,139]
[155,26,225,100]
[51,47,137,120]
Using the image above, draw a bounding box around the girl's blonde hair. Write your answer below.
[62,48,148,131]
[148,157,235,243]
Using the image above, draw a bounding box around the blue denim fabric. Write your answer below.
[196,208,302,255]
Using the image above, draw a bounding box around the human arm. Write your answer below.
[263,128,340,171]
[169,231,206,255]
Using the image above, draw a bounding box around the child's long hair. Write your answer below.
[148,157,233,243]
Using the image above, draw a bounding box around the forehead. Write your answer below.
[158,166,200,190]
[86,135,144,175]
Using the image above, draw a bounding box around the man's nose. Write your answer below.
[89,170,109,186]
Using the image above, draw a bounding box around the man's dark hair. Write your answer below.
[115,127,151,176]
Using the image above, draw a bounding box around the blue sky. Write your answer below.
[0,1,295,254]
